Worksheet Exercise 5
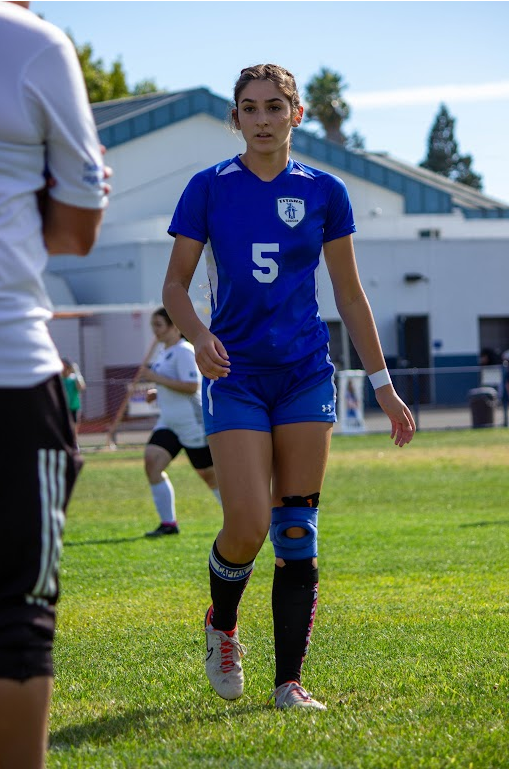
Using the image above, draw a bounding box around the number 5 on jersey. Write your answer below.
[252,243,279,284]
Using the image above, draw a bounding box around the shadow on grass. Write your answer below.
[65,536,146,547]
[50,702,267,748]
[459,520,508,528]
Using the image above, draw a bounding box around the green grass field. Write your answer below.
[47,429,508,769]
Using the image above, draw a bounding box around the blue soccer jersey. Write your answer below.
[168,156,356,372]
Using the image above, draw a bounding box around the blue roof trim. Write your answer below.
[292,130,452,215]
[96,88,228,149]
[461,207,508,219]
[93,88,508,219]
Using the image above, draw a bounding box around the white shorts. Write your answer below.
[152,417,206,449]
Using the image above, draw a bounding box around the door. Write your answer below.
[396,315,431,404]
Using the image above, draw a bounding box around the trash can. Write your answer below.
[468,387,498,428]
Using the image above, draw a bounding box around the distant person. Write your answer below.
[141,307,221,537]
[61,358,86,443]
[163,63,415,711]
[0,3,109,768]
[479,347,501,388]
[479,347,499,366]
[500,351,509,427]
[345,378,362,426]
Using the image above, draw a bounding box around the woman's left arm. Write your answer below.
[139,367,198,394]
[323,235,415,446]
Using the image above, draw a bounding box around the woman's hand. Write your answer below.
[139,365,153,381]
[193,330,230,380]
[375,385,416,447]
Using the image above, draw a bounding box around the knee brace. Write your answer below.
[270,506,318,560]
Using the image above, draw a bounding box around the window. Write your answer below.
[326,321,361,370]
[479,317,509,360]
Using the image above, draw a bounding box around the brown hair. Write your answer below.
[152,307,173,326]
[230,64,301,129]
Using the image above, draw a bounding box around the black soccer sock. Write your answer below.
[272,558,319,688]
[208,540,254,632]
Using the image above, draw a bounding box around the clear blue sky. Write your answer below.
[33,0,509,202]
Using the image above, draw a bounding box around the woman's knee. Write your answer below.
[144,449,168,484]
[195,466,217,488]
[144,453,155,479]
[220,520,268,560]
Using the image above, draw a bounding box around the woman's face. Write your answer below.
[233,79,302,156]
[151,315,178,345]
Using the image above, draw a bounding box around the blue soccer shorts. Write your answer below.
[202,347,337,436]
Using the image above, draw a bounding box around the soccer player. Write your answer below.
[141,307,221,537]
[163,64,415,710]
[0,3,108,767]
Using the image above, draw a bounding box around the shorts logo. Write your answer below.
[277,198,305,228]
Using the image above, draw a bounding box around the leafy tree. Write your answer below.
[304,67,365,149]
[450,154,483,189]
[344,130,366,151]
[131,79,159,97]
[69,34,158,103]
[420,104,483,190]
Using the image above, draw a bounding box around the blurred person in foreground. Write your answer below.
[0,2,109,767]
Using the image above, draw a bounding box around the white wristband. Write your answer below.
[369,368,392,389]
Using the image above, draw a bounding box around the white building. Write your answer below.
[46,88,508,415]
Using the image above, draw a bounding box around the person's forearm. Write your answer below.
[153,374,197,394]
[336,289,387,375]
[162,281,210,345]
[44,198,103,256]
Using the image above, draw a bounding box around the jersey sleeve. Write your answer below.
[168,172,209,243]
[24,37,106,210]
[174,344,200,384]
[323,175,356,242]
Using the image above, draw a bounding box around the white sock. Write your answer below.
[150,474,176,524]
[211,487,222,505]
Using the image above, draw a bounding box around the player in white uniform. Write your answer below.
[0,3,108,766]
[164,64,415,710]
[142,308,221,537]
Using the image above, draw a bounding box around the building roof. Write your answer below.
[92,88,508,220]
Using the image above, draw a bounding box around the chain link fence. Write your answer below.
[75,365,508,450]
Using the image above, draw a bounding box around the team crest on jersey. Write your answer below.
[277,198,305,228]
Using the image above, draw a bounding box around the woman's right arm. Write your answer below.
[162,234,230,380]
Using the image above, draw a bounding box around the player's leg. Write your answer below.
[204,428,273,699]
[0,375,81,767]
[144,429,181,536]
[185,444,222,505]
[68,408,79,447]
[74,409,83,448]
[267,349,337,709]
[209,428,273,565]
[270,420,332,710]
[0,677,52,769]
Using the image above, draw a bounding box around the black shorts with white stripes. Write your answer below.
[148,428,213,470]
[0,374,82,681]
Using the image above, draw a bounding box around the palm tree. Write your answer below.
[304,67,351,144]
